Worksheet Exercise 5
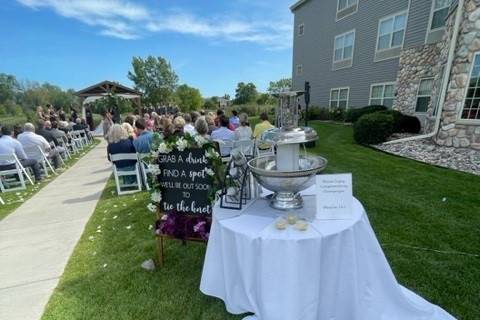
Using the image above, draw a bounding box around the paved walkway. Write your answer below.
[0,140,111,320]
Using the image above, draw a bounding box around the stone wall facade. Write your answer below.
[435,0,480,149]
[393,0,480,149]
[393,43,443,132]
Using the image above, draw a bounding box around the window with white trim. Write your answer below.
[330,88,349,109]
[296,64,303,76]
[377,12,407,51]
[431,0,451,30]
[369,83,396,108]
[461,53,480,120]
[415,78,434,113]
[338,0,357,12]
[334,30,355,62]
[298,24,305,36]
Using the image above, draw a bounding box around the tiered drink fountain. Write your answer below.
[248,91,328,210]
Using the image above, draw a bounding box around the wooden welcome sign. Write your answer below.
[147,134,223,266]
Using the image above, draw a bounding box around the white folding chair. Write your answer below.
[255,140,275,157]
[50,142,66,166]
[137,153,152,190]
[69,131,84,150]
[233,140,255,157]
[110,153,143,195]
[23,145,56,177]
[214,139,235,163]
[0,154,32,192]
[57,136,72,160]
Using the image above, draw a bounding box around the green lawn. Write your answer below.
[0,139,100,220]
[42,122,479,320]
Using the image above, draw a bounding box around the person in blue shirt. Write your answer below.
[133,118,153,153]
[229,110,240,130]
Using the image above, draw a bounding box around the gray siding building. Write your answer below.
[291,0,480,150]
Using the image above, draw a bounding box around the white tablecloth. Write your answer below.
[200,196,456,320]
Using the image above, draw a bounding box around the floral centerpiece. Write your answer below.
[146,132,224,240]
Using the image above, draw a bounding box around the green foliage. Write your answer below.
[234,82,257,104]
[203,97,218,110]
[267,78,292,95]
[378,110,403,132]
[307,107,331,120]
[399,114,421,134]
[92,94,134,115]
[175,84,203,112]
[128,56,179,106]
[345,105,387,123]
[353,112,394,144]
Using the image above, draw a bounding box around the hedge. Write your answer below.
[345,105,387,123]
[353,112,394,144]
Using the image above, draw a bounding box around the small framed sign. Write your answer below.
[315,173,353,220]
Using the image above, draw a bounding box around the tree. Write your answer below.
[267,78,292,95]
[234,82,257,104]
[203,97,217,110]
[128,56,179,106]
[175,84,203,112]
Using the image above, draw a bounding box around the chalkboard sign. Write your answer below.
[157,148,213,215]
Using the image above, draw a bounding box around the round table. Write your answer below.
[200,196,455,320]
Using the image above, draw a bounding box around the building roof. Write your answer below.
[290,0,311,12]
[75,80,141,97]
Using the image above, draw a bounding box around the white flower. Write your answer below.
[161,214,168,221]
[205,168,215,176]
[194,135,207,147]
[176,138,189,152]
[147,203,157,213]
[113,215,118,219]
[158,142,172,154]
[126,225,132,230]
[148,164,161,175]
[205,149,220,159]
[150,191,162,203]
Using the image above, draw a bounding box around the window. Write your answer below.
[431,0,451,30]
[330,87,349,109]
[296,64,303,76]
[415,78,434,113]
[461,53,480,120]
[338,0,357,12]
[377,12,407,51]
[298,24,305,36]
[369,83,396,108]
[334,30,355,62]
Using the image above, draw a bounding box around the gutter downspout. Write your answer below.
[384,0,465,145]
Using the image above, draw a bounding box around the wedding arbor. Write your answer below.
[75,80,142,118]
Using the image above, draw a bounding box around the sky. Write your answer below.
[0,0,295,98]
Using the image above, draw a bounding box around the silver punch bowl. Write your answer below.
[248,154,328,210]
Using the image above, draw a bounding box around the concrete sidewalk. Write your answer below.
[0,140,111,320]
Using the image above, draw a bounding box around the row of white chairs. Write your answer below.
[0,129,95,201]
[213,139,275,163]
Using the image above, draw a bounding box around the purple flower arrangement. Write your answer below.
[155,210,211,241]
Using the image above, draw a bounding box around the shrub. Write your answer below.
[378,110,403,132]
[345,105,387,123]
[399,114,421,134]
[329,107,346,122]
[353,112,394,145]
[307,107,330,120]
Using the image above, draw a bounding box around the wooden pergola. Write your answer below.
[75,80,143,118]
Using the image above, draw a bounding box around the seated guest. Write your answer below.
[50,121,67,141]
[214,109,224,127]
[235,113,252,140]
[17,123,62,169]
[144,113,154,131]
[205,114,216,135]
[73,118,87,131]
[124,115,135,127]
[122,122,136,140]
[58,121,71,134]
[37,119,60,146]
[183,114,196,136]
[253,112,275,139]
[172,116,185,137]
[195,118,210,139]
[229,110,240,130]
[191,111,200,124]
[133,119,153,153]
[107,125,137,184]
[211,115,235,156]
[0,125,42,182]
